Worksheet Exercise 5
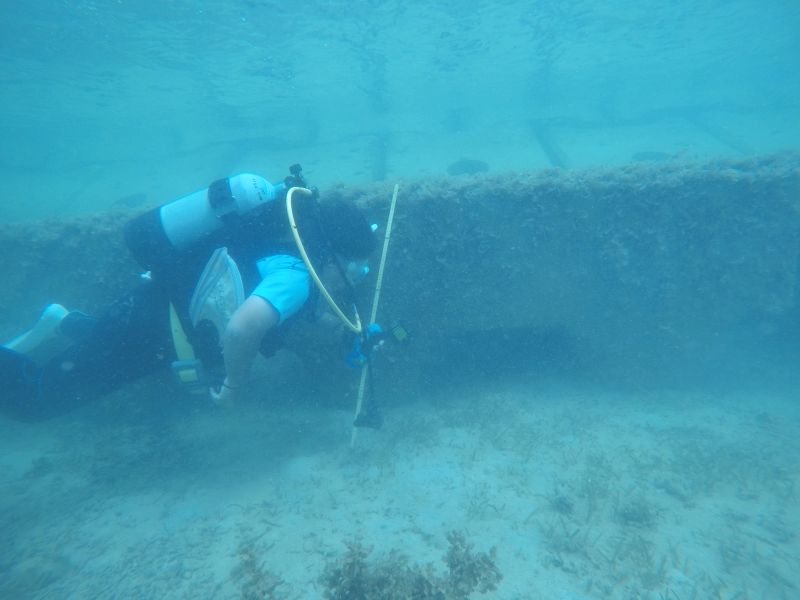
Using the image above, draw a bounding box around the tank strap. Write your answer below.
[208,177,236,217]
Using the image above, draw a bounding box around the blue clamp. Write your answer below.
[345,323,384,368]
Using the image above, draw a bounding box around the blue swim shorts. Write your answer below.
[251,255,310,324]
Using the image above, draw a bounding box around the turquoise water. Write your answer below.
[1,3,800,598]
[1,1,798,221]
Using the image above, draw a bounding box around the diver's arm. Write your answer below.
[211,295,279,406]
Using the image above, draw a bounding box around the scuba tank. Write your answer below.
[125,165,308,273]
[161,173,283,251]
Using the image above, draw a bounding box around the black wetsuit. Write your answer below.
[0,282,174,421]
[0,198,322,422]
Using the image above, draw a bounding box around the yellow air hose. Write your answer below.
[286,186,362,334]
[285,184,400,446]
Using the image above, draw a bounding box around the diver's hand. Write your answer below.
[210,379,238,408]
[344,323,387,368]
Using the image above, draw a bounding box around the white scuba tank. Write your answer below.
[159,173,284,250]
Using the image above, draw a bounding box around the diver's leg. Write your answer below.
[4,304,72,364]
[42,281,175,403]
[0,282,174,421]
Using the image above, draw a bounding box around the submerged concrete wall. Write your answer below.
[1,153,799,395]
[331,152,800,388]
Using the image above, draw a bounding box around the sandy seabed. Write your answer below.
[1,381,798,599]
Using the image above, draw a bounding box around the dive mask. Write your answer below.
[346,259,370,284]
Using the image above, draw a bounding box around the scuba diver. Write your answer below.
[0,165,379,422]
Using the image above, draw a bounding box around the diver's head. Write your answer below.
[313,199,377,289]
[319,199,377,262]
